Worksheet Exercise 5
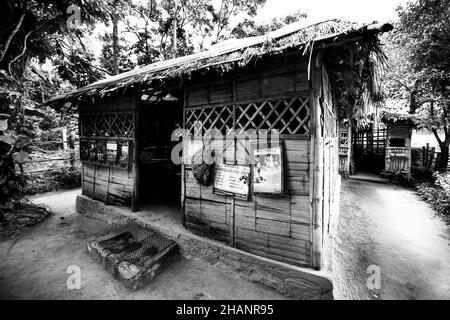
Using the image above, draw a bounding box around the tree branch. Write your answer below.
[8,28,33,79]
[430,127,443,145]
[8,17,58,79]
[393,78,411,91]
[215,0,225,42]
[0,13,26,63]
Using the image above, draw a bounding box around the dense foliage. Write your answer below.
[1,0,288,206]
[382,0,450,170]
[22,164,81,195]
[417,172,450,223]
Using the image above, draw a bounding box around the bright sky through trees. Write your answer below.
[256,0,410,24]
[85,0,411,61]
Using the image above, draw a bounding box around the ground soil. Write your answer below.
[0,189,287,300]
[333,179,450,300]
[3,180,450,300]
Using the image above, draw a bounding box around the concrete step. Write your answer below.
[87,224,177,290]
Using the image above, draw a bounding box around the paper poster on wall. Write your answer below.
[117,141,130,168]
[252,144,284,195]
[106,141,118,165]
[213,164,250,200]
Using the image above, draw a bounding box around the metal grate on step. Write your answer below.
[98,228,174,265]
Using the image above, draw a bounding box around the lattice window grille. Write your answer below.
[185,97,310,136]
[81,112,134,138]
[185,106,234,136]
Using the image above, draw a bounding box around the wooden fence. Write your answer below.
[19,141,80,174]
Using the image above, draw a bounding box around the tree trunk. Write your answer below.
[173,0,178,58]
[112,14,119,75]
[437,143,449,171]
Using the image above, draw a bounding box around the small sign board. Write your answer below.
[252,144,284,195]
[213,164,250,200]
[106,141,118,165]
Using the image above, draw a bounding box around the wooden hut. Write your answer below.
[384,119,413,175]
[343,112,413,176]
[46,20,392,271]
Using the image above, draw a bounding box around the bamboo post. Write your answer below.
[312,122,324,270]
[346,123,352,175]
[131,100,140,212]
[230,71,238,245]
[106,166,111,205]
[181,85,187,226]
[62,127,68,150]
[430,147,436,169]
[422,146,426,168]
[407,128,412,175]
[81,163,85,195]
[230,197,235,246]
[79,112,84,195]
[309,55,324,270]
[92,165,96,199]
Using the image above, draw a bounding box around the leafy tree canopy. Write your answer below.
[382,0,450,170]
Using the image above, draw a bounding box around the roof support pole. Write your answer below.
[310,54,324,270]
[131,98,140,212]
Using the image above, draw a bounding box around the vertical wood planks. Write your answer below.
[183,136,312,267]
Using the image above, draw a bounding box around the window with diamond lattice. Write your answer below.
[185,106,234,136]
[185,97,310,136]
[236,97,310,134]
[80,113,134,138]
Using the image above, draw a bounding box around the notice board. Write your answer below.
[213,164,250,200]
[252,144,284,195]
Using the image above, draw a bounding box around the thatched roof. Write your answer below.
[380,110,420,125]
[45,19,393,109]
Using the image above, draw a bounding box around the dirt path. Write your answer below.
[0,189,287,300]
[333,179,450,300]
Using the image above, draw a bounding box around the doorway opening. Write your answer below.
[137,91,183,224]
[352,124,387,174]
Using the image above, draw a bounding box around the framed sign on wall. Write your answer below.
[80,138,131,169]
[106,141,118,165]
[252,142,284,195]
[213,164,250,200]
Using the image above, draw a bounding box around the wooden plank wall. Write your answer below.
[320,66,340,260]
[82,164,134,205]
[183,54,313,267]
[184,139,311,267]
[187,54,309,108]
[80,96,136,206]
